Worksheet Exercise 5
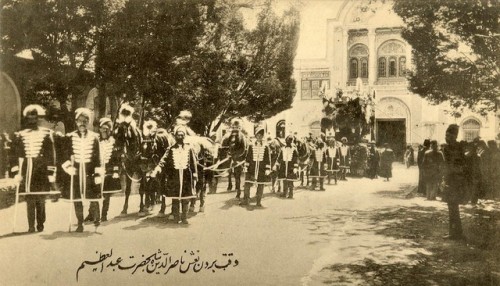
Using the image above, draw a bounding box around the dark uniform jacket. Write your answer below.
[61,131,102,200]
[325,145,340,172]
[244,141,271,184]
[310,147,327,177]
[442,142,467,204]
[10,127,57,194]
[275,145,299,181]
[157,142,197,199]
[100,136,122,193]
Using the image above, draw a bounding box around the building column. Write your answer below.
[368,28,377,86]
[342,29,349,86]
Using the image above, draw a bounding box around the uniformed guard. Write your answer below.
[152,125,197,224]
[274,134,299,199]
[240,122,271,207]
[325,131,340,185]
[10,105,57,232]
[61,108,103,232]
[98,118,122,221]
[310,138,327,191]
[338,137,351,180]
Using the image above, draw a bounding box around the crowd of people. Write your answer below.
[416,136,500,203]
[6,103,402,234]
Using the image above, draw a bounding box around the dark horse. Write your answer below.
[295,137,312,188]
[219,130,248,197]
[268,137,285,192]
[113,118,142,215]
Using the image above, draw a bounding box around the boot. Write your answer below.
[239,197,249,206]
[75,224,84,233]
[181,213,189,224]
[256,197,263,207]
[288,188,294,199]
[235,189,241,199]
[199,206,205,213]
[319,180,325,191]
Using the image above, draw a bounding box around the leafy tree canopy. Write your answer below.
[392,0,499,116]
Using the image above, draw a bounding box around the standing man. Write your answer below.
[338,137,351,180]
[310,138,327,191]
[152,126,197,224]
[61,108,102,232]
[366,142,380,179]
[10,105,57,232]
[417,139,431,195]
[275,134,299,199]
[422,140,445,200]
[379,143,395,181]
[240,122,271,207]
[325,132,340,185]
[441,124,467,240]
[98,118,122,221]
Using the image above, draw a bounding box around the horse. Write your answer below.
[268,137,285,192]
[113,118,142,215]
[295,137,312,188]
[219,131,248,197]
[137,127,173,216]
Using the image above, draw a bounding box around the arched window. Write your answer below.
[388,57,397,77]
[348,44,369,80]
[350,58,358,79]
[377,40,406,80]
[361,58,368,78]
[399,56,406,77]
[378,58,386,77]
[462,119,481,142]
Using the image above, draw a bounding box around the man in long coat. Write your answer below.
[441,124,467,240]
[10,105,57,232]
[310,138,327,191]
[422,140,445,200]
[379,143,395,181]
[275,134,299,199]
[338,137,351,180]
[240,122,271,207]
[152,126,197,224]
[61,108,102,232]
[325,133,340,185]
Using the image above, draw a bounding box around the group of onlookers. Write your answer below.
[417,137,500,202]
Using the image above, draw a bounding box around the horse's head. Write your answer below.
[222,131,247,160]
[295,138,311,162]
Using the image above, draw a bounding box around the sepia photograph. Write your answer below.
[0,0,499,285]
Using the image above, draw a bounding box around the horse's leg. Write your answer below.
[227,168,233,191]
[121,174,131,215]
[234,166,242,198]
[138,174,146,216]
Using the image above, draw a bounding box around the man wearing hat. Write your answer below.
[240,122,271,207]
[61,108,102,232]
[274,134,299,199]
[310,138,327,191]
[338,137,351,180]
[325,131,340,185]
[84,117,122,222]
[441,124,467,240]
[152,125,197,224]
[223,118,247,196]
[10,105,57,232]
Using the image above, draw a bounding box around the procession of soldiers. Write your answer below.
[8,102,383,233]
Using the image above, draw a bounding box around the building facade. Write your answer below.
[265,0,496,159]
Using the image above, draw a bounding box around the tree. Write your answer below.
[0,0,111,128]
[392,0,499,116]
[139,0,300,135]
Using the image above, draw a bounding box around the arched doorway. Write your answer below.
[375,97,410,161]
[276,120,286,139]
